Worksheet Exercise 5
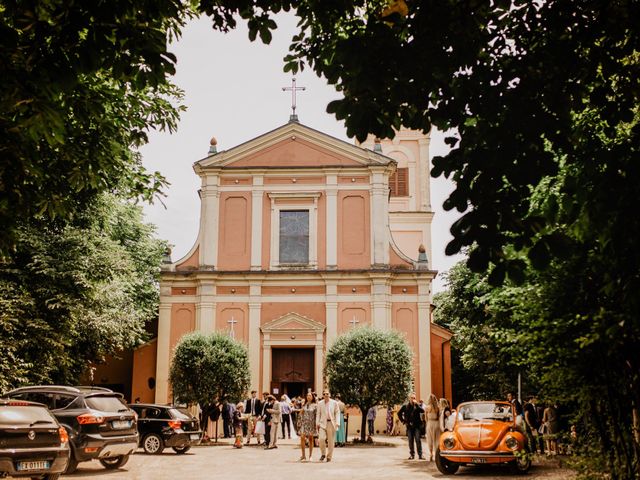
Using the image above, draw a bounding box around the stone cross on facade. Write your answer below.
[227,316,238,339]
[282,77,306,121]
[349,316,360,329]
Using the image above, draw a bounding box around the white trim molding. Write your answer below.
[268,192,321,270]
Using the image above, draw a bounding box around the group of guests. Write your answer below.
[224,389,347,462]
[211,389,566,462]
[391,393,453,461]
[508,392,563,455]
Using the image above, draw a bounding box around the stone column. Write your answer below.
[200,174,220,269]
[249,281,262,392]
[250,178,263,270]
[326,174,338,269]
[371,169,390,267]
[262,343,272,394]
[155,303,172,403]
[371,275,390,330]
[326,281,338,346]
[418,137,431,211]
[417,279,432,400]
[315,342,324,394]
[197,281,216,333]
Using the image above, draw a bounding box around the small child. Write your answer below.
[233,403,246,448]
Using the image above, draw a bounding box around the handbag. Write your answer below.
[254,420,265,435]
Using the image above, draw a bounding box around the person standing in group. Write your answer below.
[298,392,317,461]
[438,398,450,433]
[261,392,272,447]
[232,403,246,448]
[398,392,425,460]
[222,399,235,438]
[425,394,440,461]
[366,406,377,440]
[507,392,524,430]
[335,394,346,447]
[542,402,559,455]
[280,394,292,439]
[244,390,262,445]
[316,389,340,462]
[267,395,282,449]
[523,395,541,453]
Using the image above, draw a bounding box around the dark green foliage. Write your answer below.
[432,263,528,405]
[169,332,251,408]
[0,0,189,252]
[325,327,413,441]
[0,194,167,389]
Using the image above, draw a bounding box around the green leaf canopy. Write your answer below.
[169,332,251,408]
[325,327,413,441]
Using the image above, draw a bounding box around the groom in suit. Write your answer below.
[244,391,262,445]
[316,389,341,462]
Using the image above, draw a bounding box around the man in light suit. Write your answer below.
[266,395,282,449]
[316,389,341,462]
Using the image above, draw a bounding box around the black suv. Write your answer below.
[6,386,138,474]
[0,398,70,479]
[128,404,202,454]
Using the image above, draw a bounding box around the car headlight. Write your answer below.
[505,435,519,450]
[443,437,456,450]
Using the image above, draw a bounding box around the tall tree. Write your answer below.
[325,327,413,442]
[432,262,525,405]
[170,332,251,408]
[0,194,167,389]
[0,1,191,252]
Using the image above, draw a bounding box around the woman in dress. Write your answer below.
[425,394,441,461]
[438,398,450,432]
[334,394,346,446]
[542,403,559,455]
[298,392,317,461]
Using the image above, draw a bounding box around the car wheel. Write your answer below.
[99,454,130,469]
[512,454,532,474]
[64,453,79,474]
[435,448,460,475]
[143,433,165,454]
[172,445,191,454]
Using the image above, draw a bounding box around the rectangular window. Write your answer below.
[279,210,309,264]
[390,167,409,196]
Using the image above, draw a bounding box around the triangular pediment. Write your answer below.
[261,312,326,333]
[195,122,393,171]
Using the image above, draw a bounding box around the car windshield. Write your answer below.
[458,403,513,422]
[85,396,128,412]
[169,408,193,421]
[0,406,56,425]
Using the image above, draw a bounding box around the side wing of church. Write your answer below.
[131,120,451,405]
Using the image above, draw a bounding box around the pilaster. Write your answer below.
[155,303,172,403]
[200,174,220,268]
[417,279,432,400]
[250,177,263,270]
[326,174,338,269]
[371,169,390,266]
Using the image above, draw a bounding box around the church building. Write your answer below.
[129,117,452,407]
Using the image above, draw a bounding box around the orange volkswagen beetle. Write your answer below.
[436,401,531,475]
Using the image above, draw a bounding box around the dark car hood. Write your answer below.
[455,421,511,450]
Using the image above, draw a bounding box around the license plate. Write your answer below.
[111,420,132,429]
[471,457,487,464]
[17,460,50,471]
[190,434,200,440]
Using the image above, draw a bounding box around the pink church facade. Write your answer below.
[132,121,451,405]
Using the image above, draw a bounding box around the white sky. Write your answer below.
[140,14,464,293]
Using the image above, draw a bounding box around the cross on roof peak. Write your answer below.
[282,77,306,122]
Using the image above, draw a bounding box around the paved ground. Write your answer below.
[66,437,574,480]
